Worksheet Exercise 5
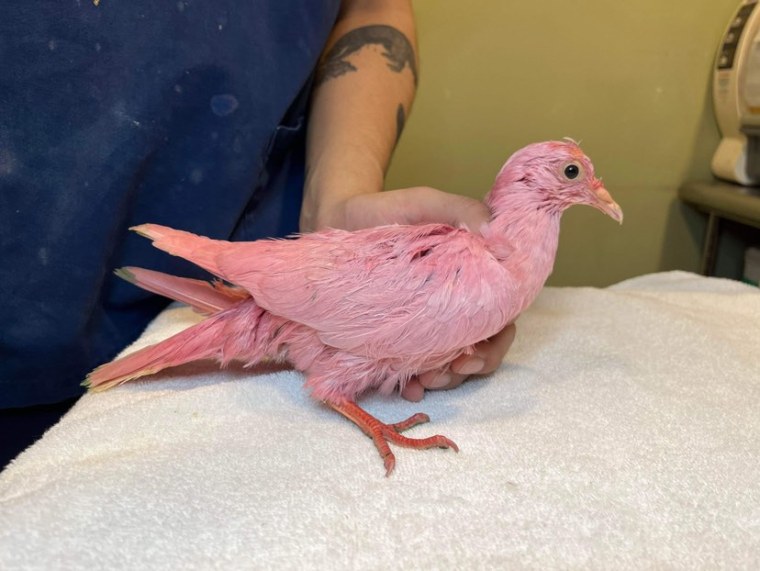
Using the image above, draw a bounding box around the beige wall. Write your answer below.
[386,0,740,286]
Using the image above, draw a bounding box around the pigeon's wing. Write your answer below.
[213,224,517,359]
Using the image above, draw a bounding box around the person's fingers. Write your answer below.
[451,323,517,376]
[416,368,468,392]
[395,187,492,231]
[400,377,425,402]
[401,324,517,401]
[343,187,492,232]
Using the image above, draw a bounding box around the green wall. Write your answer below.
[386,0,740,286]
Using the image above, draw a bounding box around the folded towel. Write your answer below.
[1,271,758,569]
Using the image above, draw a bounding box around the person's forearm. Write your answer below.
[300,0,417,231]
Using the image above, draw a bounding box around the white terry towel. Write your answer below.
[1,271,759,569]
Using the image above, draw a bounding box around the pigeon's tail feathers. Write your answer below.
[84,314,227,391]
[116,267,249,315]
[131,224,227,278]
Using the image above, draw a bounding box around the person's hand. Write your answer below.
[307,186,518,402]
[312,186,493,232]
[400,323,516,401]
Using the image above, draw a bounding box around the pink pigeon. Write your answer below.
[85,139,622,475]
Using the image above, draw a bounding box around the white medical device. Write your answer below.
[712,0,760,185]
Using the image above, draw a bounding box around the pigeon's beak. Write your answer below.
[588,181,623,224]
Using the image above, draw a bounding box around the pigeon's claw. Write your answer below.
[329,401,459,477]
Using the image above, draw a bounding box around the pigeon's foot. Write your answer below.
[328,400,459,476]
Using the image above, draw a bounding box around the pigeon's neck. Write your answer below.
[481,189,562,309]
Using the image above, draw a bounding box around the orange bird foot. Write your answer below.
[328,400,459,476]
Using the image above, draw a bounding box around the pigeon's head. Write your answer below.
[489,139,623,223]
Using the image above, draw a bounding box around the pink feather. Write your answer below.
[115,267,248,315]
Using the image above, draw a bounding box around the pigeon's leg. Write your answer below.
[328,400,459,476]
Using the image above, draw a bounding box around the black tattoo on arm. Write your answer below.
[395,103,406,144]
[315,24,418,87]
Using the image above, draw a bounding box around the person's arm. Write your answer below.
[300,0,418,232]
[300,0,516,401]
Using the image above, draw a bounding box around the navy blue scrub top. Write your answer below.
[0,1,341,408]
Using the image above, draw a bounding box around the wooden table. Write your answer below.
[678,181,760,275]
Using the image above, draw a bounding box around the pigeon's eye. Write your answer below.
[564,163,580,180]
